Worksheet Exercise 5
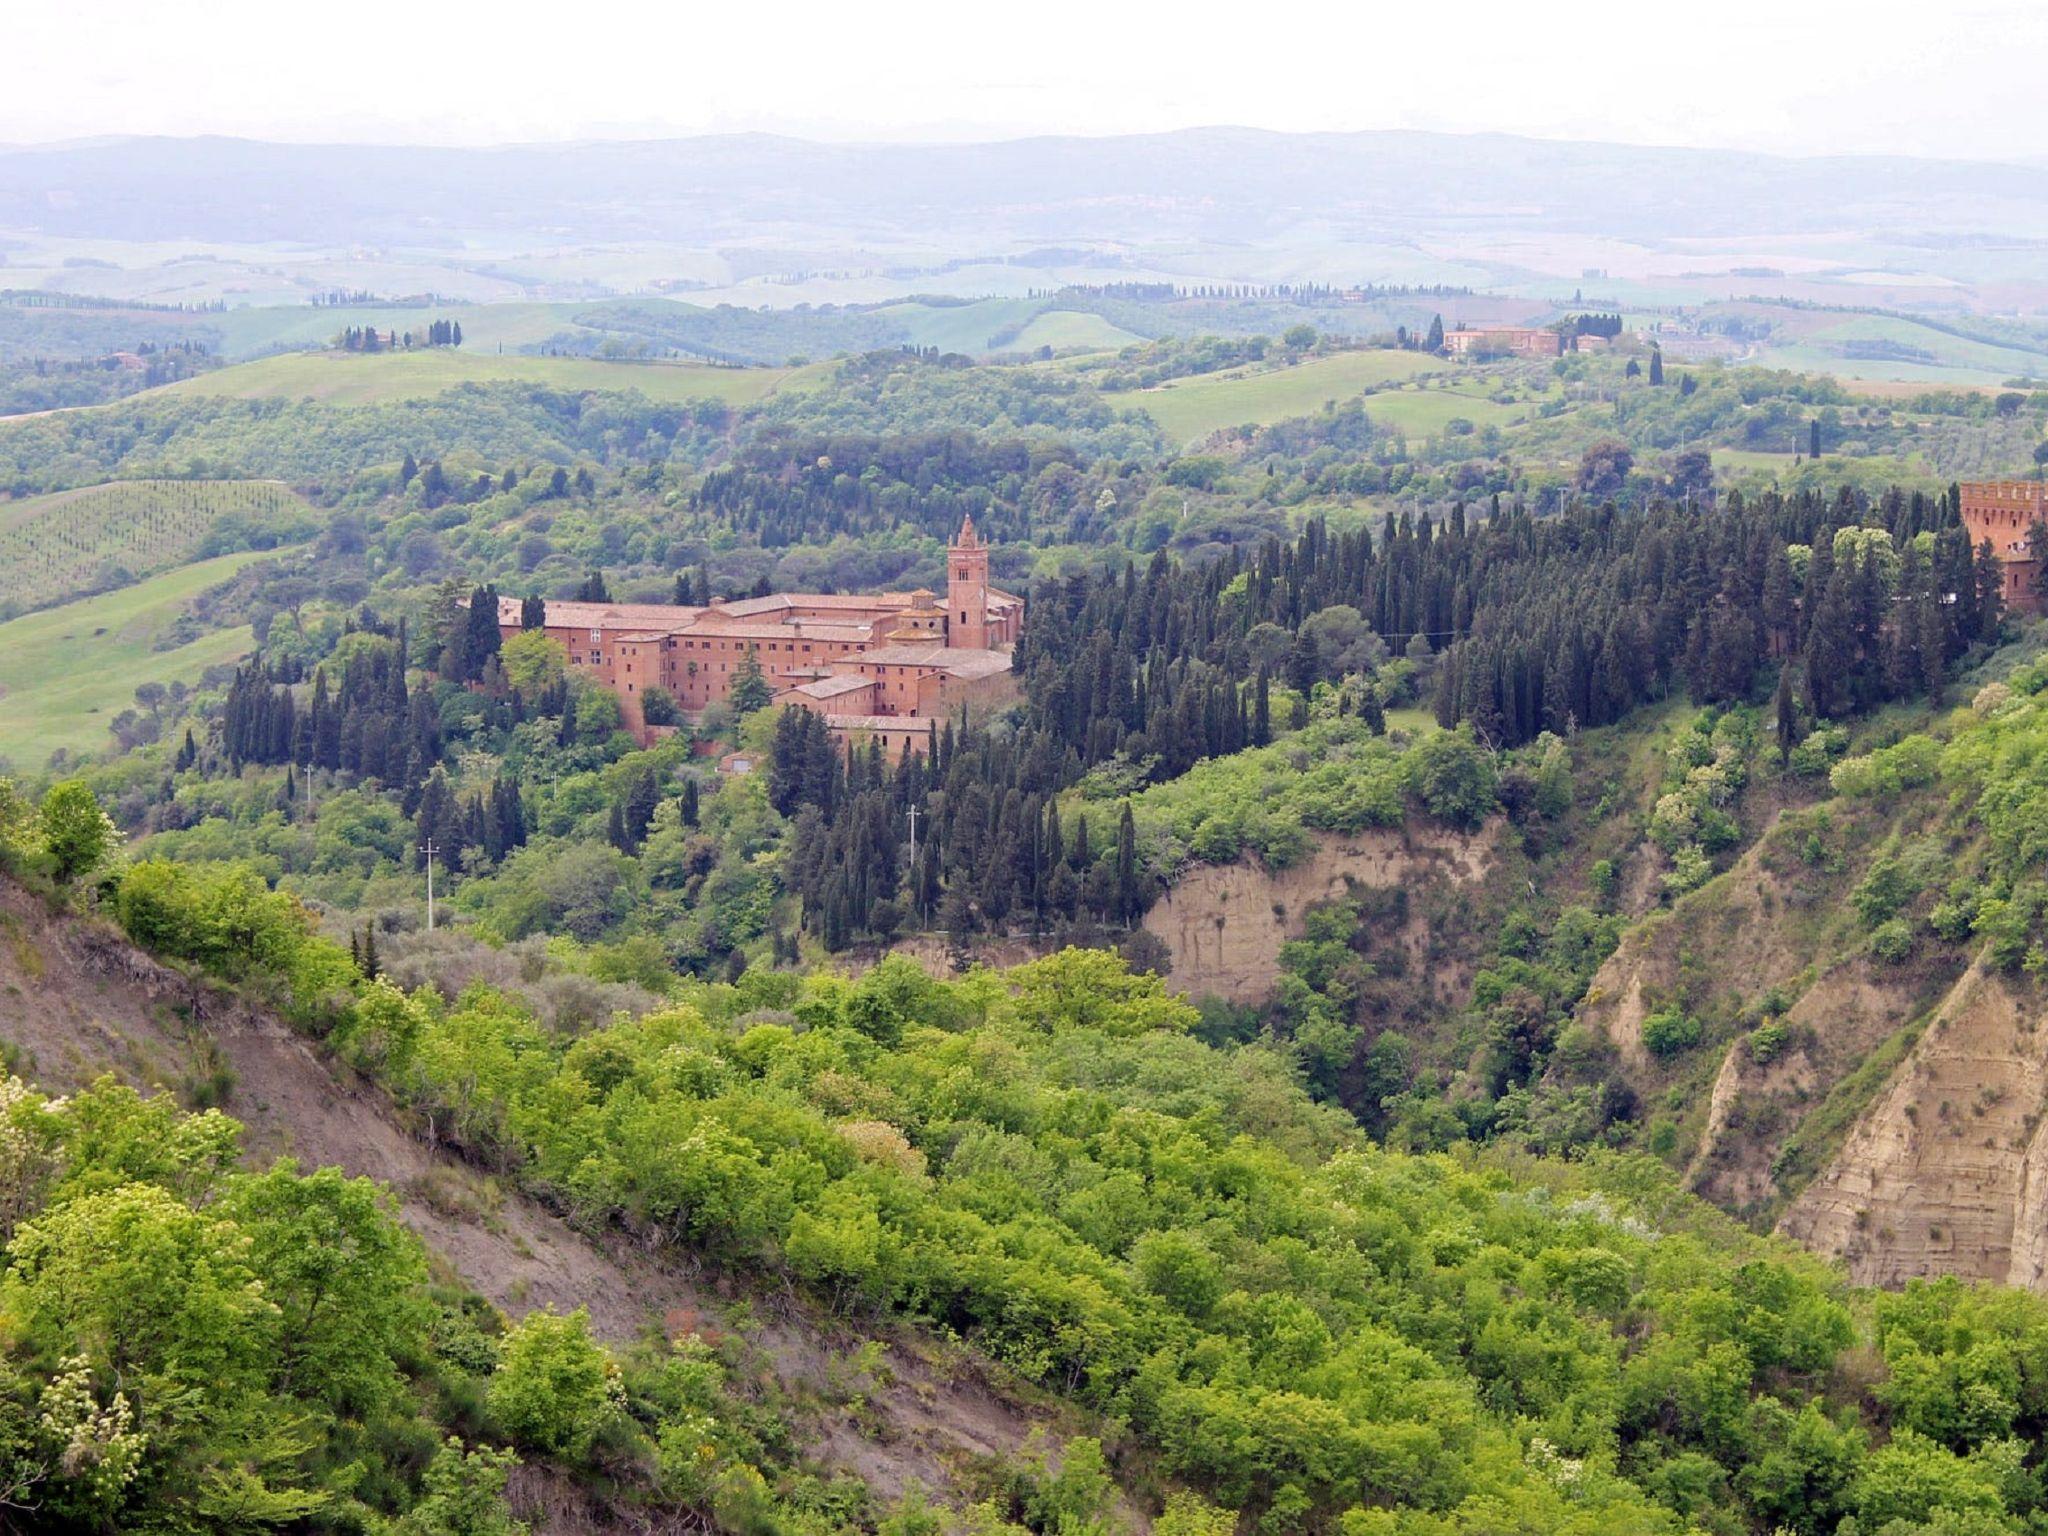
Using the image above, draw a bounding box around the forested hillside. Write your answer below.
[11,304,2048,1532]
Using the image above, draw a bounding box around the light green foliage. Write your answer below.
[221,1160,430,1411]
[500,630,567,694]
[1648,710,1753,898]
[1789,724,1850,778]
[395,1439,530,1536]
[38,780,117,883]
[0,1076,480,1531]
[1831,525,1901,590]
[486,1308,623,1460]
[0,778,36,874]
[1126,716,1494,881]
[1831,734,1941,798]
[115,856,356,1018]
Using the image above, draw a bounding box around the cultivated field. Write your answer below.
[0,479,313,614]
[1134,350,1452,442]
[0,552,267,770]
[154,350,804,407]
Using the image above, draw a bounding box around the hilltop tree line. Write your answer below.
[1013,483,1990,759]
[334,318,463,352]
[692,428,1080,547]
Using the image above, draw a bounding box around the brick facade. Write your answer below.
[1959,481,2046,616]
[489,517,1022,759]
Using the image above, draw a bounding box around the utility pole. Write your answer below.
[420,839,438,932]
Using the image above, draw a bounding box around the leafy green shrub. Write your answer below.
[486,1308,622,1460]
[1830,734,1940,798]
[1789,724,1850,777]
[1405,726,1499,828]
[1749,1019,1792,1064]
[1641,1007,1704,1058]
[1853,857,1916,927]
[1871,919,1914,963]
[1929,891,1981,942]
[1662,844,1713,898]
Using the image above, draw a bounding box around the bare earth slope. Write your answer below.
[1140,823,1499,1004]
[1780,960,2048,1289]
[0,879,1096,1508]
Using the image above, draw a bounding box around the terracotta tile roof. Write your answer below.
[852,644,1012,679]
[788,675,877,700]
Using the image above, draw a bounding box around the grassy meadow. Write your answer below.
[0,553,267,770]
[1756,313,2048,386]
[1133,349,1452,442]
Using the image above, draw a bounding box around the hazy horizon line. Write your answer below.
[1,122,2042,172]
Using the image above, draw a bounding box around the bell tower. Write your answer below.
[948,514,990,650]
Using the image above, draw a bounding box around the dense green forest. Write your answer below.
[11,306,2048,1532]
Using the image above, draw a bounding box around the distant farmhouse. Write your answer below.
[498,516,1022,759]
[1960,481,2047,615]
[1442,326,1565,359]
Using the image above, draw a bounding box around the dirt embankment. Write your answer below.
[1580,806,1966,1226]
[1780,961,2048,1290]
[0,880,1102,1508]
[1138,822,1499,1004]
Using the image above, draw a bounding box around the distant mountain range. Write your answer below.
[5,127,2048,249]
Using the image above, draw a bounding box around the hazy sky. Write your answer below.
[11,0,2046,160]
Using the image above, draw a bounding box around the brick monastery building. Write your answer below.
[498,516,1023,758]
[1959,481,2046,616]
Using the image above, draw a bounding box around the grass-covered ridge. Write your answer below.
[0,552,268,770]
[155,349,805,407]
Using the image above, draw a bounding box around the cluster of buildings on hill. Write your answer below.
[497,516,1024,760]
[497,491,2046,761]
[1441,325,1621,358]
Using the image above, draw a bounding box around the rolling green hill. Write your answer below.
[208,301,592,359]
[1133,349,1453,442]
[153,349,804,407]
[1756,313,2048,386]
[0,478,314,613]
[1005,308,1148,353]
[0,552,267,769]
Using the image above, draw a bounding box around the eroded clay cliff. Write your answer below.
[1138,821,1499,1003]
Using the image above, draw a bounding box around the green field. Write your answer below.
[1005,309,1147,353]
[1711,448,1800,473]
[1756,314,2048,386]
[1134,350,1452,442]
[0,553,268,771]
[155,350,803,407]
[0,479,313,613]
[209,302,593,360]
[1353,379,1545,440]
